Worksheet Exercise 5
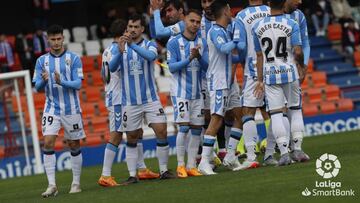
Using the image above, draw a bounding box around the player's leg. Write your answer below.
[122,129,141,185]
[146,101,175,179]
[62,113,86,193]
[265,84,291,166]
[137,129,160,180]
[99,105,122,187]
[263,118,279,166]
[198,89,228,175]
[186,98,204,177]
[286,81,310,162]
[41,113,60,198]
[67,139,82,193]
[171,97,191,178]
[121,105,142,185]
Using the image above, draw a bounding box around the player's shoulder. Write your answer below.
[65,50,81,60]
[168,34,181,45]
[36,53,50,63]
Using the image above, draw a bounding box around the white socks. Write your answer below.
[201,135,216,162]
[43,150,56,186]
[227,128,242,156]
[70,149,82,185]
[243,116,258,161]
[137,141,147,169]
[289,109,305,151]
[126,143,138,177]
[176,125,189,166]
[101,143,118,177]
[156,139,169,174]
[271,113,289,155]
[187,128,201,169]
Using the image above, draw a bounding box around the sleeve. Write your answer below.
[210,30,236,54]
[33,58,47,91]
[32,58,43,83]
[153,9,184,38]
[299,13,310,65]
[108,47,122,72]
[252,28,262,52]
[129,41,158,61]
[234,20,246,51]
[291,22,302,47]
[166,39,190,73]
[199,39,209,69]
[71,55,84,80]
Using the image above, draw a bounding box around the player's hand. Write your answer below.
[118,36,127,53]
[190,46,201,61]
[253,81,265,99]
[298,64,306,84]
[41,71,49,82]
[123,31,132,44]
[54,71,61,84]
[150,0,163,11]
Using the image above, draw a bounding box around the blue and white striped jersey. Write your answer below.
[200,14,215,40]
[252,15,302,85]
[285,9,310,65]
[236,5,270,77]
[121,39,159,105]
[167,34,208,100]
[102,42,122,107]
[207,24,233,90]
[32,51,84,116]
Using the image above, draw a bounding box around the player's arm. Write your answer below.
[252,28,264,99]
[299,14,310,66]
[233,19,246,52]
[108,46,123,73]
[166,40,190,73]
[291,23,305,83]
[130,41,158,61]
[199,40,209,69]
[33,58,48,91]
[211,31,236,54]
[153,9,185,38]
[58,56,83,90]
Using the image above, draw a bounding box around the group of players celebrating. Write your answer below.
[33,0,311,198]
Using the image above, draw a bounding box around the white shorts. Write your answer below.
[241,76,264,107]
[108,104,122,132]
[201,79,210,110]
[42,113,86,140]
[228,83,242,110]
[209,84,242,117]
[171,97,205,126]
[120,101,167,132]
[265,80,302,111]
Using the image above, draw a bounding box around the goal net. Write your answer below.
[0,70,43,179]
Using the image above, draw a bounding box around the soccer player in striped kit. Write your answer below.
[98,20,159,187]
[167,9,208,178]
[109,14,175,185]
[235,0,271,168]
[253,0,306,166]
[33,24,85,197]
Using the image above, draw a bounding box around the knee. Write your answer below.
[44,139,55,150]
[109,132,123,146]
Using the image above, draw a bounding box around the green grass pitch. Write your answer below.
[0,131,359,203]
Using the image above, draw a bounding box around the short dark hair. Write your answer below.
[164,0,184,13]
[185,9,202,18]
[110,19,127,38]
[47,24,63,36]
[128,14,146,27]
[268,0,286,10]
[210,0,229,19]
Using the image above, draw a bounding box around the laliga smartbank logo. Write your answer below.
[301,153,355,197]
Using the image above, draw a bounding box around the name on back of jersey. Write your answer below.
[256,23,292,38]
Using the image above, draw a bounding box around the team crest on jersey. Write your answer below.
[129,60,143,75]
[217,36,225,44]
[179,112,185,118]
[180,45,184,50]
[45,62,49,66]
[171,26,179,34]
[65,58,71,67]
